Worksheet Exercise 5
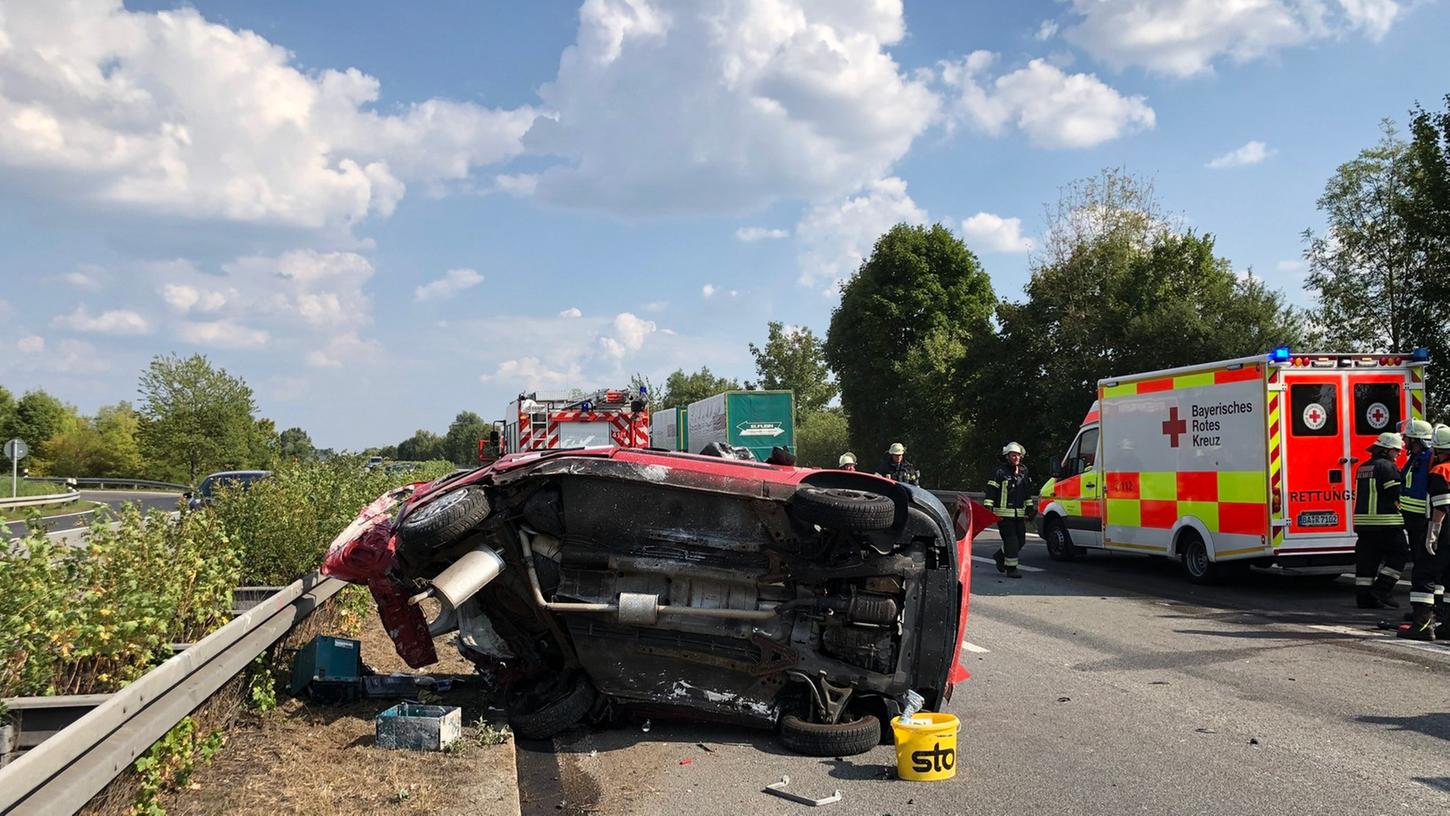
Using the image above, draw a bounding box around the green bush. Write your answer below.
[0,506,239,697]
[211,457,455,585]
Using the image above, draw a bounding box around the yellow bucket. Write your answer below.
[891,712,960,782]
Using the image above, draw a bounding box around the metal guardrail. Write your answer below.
[0,572,344,815]
[23,477,189,492]
[0,490,80,510]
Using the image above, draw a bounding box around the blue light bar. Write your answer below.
[1268,346,1292,363]
[1412,347,1430,362]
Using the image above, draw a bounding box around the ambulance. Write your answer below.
[1034,348,1431,583]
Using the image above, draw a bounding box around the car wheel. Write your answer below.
[777,711,882,757]
[506,673,596,740]
[1043,520,1077,562]
[398,487,491,551]
[789,487,895,533]
[1179,531,1219,585]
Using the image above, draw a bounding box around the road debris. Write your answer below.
[763,775,842,807]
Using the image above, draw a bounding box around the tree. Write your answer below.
[795,409,851,468]
[660,367,742,408]
[994,170,1302,469]
[444,411,491,466]
[6,390,79,472]
[38,403,143,477]
[277,427,315,461]
[0,385,17,470]
[397,429,446,462]
[749,322,837,421]
[136,353,261,484]
[1402,97,1450,420]
[825,223,997,487]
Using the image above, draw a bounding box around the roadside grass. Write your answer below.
[0,499,86,524]
[8,480,68,498]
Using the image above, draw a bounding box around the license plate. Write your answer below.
[1297,511,1340,528]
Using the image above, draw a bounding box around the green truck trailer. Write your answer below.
[684,390,794,461]
[650,406,688,451]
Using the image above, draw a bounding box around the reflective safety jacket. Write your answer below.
[876,459,920,485]
[985,464,1034,518]
[1430,459,1450,526]
[1353,455,1403,528]
[1400,448,1430,518]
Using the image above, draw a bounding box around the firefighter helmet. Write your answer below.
[1370,431,1404,452]
[1433,424,1450,451]
[887,442,906,455]
[1399,419,1434,442]
[838,452,857,467]
[1001,441,1026,457]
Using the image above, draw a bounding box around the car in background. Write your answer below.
[186,470,272,510]
[323,446,986,755]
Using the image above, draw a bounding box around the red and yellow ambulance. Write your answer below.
[1034,348,1430,583]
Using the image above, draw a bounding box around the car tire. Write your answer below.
[789,487,895,532]
[398,487,491,551]
[1043,520,1077,562]
[506,673,596,740]
[778,712,882,757]
[1179,531,1220,585]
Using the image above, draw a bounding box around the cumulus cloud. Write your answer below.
[0,0,534,230]
[602,312,657,357]
[484,356,584,388]
[305,332,383,368]
[161,283,228,313]
[414,268,484,302]
[1206,141,1276,169]
[962,212,1034,253]
[522,0,939,215]
[52,305,152,335]
[736,226,790,242]
[177,319,270,349]
[1059,0,1403,77]
[702,284,718,298]
[796,176,927,291]
[939,52,1154,149]
[559,307,583,318]
[16,335,45,353]
[61,267,105,290]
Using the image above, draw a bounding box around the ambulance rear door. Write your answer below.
[1280,371,1355,551]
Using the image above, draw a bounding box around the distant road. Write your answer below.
[2,489,182,540]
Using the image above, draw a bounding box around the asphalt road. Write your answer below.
[520,529,1450,816]
[2,489,182,539]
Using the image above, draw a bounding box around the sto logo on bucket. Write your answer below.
[911,741,955,774]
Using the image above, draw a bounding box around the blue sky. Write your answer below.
[1,0,1446,450]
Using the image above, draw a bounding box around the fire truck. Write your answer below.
[481,388,650,462]
[1034,347,1430,583]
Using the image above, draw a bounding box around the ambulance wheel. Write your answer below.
[1179,532,1220,585]
[1044,520,1078,562]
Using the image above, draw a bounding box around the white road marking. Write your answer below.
[961,642,990,654]
[1308,624,1450,655]
[971,555,1045,573]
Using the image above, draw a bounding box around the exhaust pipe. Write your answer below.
[409,546,506,609]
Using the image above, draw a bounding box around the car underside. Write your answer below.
[323,447,973,756]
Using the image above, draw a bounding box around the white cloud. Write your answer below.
[484,357,584,388]
[61,267,105,290]
[736,226,790,242]
[16,335,45,353]
[796,176,927,291]
[939,52,1155,149]
[1206,140,1276,169]
[605,312,657,357]
[160,283,227,313]
[52,305,152,335]
[1276,259,1307,272]
[1036,20,1059,41]
[962,212,1034,253]
[414,268,484,302]
[643,301,668,313]
[522,0,940,215]
[176,319,270,349]
[305,332,382,368]
[559,307,583,318]
[1059,0,1403,78]
[702,283,718,298]
[220,251,375,330]
[0,1,534,229]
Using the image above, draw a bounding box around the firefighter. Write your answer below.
[987,442,1033,579]
[1353,432,1408,609]
[1403,424,1450,639]
[1396,420,1435,638]
[838,452,858,471]
[876,442,920,485]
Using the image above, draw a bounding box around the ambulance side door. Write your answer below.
[1060,425,1104,548]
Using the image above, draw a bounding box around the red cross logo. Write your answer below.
[1303,402,1327,430]
[1366,403,1389,429]
[1161,406,1188,448]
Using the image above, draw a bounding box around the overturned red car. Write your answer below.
[323,446,985,755]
